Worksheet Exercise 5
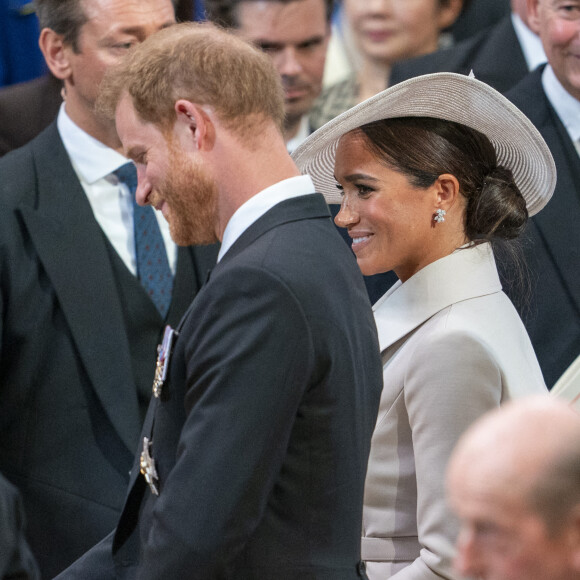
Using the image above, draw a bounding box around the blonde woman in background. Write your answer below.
[310,0,463,129]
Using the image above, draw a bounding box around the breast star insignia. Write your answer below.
[140,437,159,496]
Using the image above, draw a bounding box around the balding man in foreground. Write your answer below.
[447,396,580,580]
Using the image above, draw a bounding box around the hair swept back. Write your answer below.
[35,0,88,52]
[98,22,285,137]
[205,0,335,29]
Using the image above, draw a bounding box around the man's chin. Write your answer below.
[284,101,313,124]
[173,237,219,247]
[168,223,218,247]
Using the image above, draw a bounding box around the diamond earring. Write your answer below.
[434,208,446,223]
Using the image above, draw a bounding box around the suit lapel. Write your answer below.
[19,125,141,454]
[217,193,330,267]
[167,244,219,328]
[470,18,528,93]
[520,76,580,316]
[166,247,197,329]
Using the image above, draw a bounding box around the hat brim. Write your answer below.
[292,72,555,217]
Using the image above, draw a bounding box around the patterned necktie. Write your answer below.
[115,162,173,318]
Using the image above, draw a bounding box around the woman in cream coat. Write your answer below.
[293,73,556,579]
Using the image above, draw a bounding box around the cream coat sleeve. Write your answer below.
[392,327,503,580]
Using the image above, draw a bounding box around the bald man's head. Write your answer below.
[447,396,580,580]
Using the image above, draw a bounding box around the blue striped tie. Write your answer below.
[115,162,173,318]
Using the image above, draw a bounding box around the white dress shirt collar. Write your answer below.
[56,104,177,275]
[57,104,129,181]
[542,65,580,146]
[218,175,316,262]
[286,116,311,154]
[511,12,547,72]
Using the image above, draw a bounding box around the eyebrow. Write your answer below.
[255,34,325,49]
[115,20,175,37]
[334,173,380,183]
[296,35,326,46]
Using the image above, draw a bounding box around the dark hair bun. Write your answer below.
[466,166,528,241]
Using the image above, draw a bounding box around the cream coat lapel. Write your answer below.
[373,243,502,352]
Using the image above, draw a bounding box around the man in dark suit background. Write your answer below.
[58,22,382,579]
[501,0,580,389]
[204,0,333,152]
[389,0,546,93]
[0,0,218,577]
[0,0,207,157]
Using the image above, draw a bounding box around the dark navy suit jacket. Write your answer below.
[57,193,383,579]
[504,67,580,388]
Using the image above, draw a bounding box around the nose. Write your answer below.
[334,197,359,229]
[367,0,390,13]
[454,527,484,578]
[135,165,151,207]
[277,46,303,78]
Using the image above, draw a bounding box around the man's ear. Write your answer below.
[39,28,72,81]
[526,0,541,35]
[174,99,216,152]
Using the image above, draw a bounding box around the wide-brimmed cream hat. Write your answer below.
[292,72,555,216]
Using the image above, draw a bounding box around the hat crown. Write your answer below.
[292,72,556,217]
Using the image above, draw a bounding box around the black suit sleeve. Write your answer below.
[138,264,314,578]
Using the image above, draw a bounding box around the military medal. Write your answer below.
[140,437,159,496]
[152,325,177,398]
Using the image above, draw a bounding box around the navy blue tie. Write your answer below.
[115,162,173,318]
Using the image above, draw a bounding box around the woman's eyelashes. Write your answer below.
[335,182,375,198]
[355,184,374,197]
